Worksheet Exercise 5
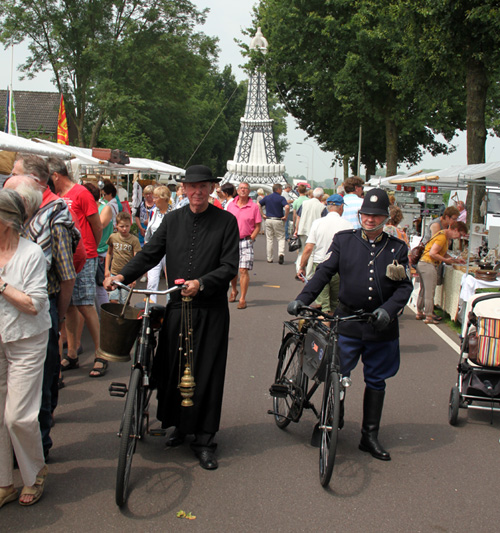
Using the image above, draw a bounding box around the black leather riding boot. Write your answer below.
[358,387,391,461]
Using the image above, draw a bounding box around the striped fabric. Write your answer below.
[477,317,500,367]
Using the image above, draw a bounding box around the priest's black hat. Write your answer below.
[179,165,221,183]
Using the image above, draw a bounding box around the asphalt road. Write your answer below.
[4,237,500,532]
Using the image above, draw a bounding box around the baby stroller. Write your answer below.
[449,293,500,425]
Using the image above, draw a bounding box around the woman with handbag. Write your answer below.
[415,221,467,323]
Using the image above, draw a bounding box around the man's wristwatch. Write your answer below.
[198,278,204,292]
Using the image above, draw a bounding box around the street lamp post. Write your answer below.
[297,157,309,180]
[297,142,314,181]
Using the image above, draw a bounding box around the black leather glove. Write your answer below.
[372,308,390,331]
[287,300,305,316]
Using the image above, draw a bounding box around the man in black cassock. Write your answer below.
[104,165,239,470]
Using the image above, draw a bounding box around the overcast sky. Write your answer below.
[1,0,499,181]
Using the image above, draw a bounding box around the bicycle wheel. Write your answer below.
[273,334,307,429]
[116,367,142,507]
[319,370,340,487]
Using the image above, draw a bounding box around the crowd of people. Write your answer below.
[0,156,468,508]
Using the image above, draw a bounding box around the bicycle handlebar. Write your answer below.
[111,280,187,296]
[293,304,375,324]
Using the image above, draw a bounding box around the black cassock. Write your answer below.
[120,204,239,435]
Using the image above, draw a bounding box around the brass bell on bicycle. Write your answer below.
[179,365,196,407]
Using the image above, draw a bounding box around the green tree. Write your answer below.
[0,0,215,148]
[254,0,461,177]
[398,1,500,221]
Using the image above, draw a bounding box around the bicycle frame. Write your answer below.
[111,280,186,401]
[270,306,374,487]
[109,280,186,507]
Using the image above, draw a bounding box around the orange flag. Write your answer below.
[57,94,69,145]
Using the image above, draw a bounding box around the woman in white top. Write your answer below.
[145,186,172,303]
[0,189,51,507]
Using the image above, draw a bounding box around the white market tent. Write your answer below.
[371,162,500,188]
[0,131,184,178]
[32,138,185,177]
[408,162,500,186]
[0,131,71,159]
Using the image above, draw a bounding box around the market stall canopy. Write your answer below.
[33,138,185,176]
[0,131,71,158]
[380,162,500,188]
[367,170,424,188]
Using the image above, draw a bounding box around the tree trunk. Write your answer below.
[465,58,489,224]
[90,110,105,149]
[385,117,398,177]
[365,158,376,181]
[343,155,349,180]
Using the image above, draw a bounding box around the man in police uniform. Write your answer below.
[288,188,412,461]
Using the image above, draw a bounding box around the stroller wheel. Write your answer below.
[449,386,460,426]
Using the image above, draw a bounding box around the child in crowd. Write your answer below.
[105,212,141,303]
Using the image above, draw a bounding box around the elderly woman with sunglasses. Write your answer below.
[0,188,51,507]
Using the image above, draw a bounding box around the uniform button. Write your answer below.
[370,269,374,273]
[369,277,373,281]
[372,244,376,248]
[368,287,373,291]
[371,252,375,256]
[368,296,373,301]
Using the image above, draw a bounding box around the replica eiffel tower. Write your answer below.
[222,28,286,191]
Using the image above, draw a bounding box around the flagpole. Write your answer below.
[10,45,14,89]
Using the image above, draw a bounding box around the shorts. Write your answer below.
[239,237,254,270]
[108,286,128,304]
[71,257,98,306]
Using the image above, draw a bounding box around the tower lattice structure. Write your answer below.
[222,28,286,192]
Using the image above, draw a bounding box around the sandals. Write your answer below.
[423,317,440,325]
[228,291,239,303]
[61,354,79,371]
[19,466,48,506]
[89,357,108,378]
[431,314,443,322]
[415,313,425,320]
[0,486,18,508]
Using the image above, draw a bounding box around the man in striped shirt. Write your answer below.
[342,176,364,229]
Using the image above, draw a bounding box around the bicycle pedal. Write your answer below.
[109,382,127,397]
[149,427,167,437]
[269,384,289,398]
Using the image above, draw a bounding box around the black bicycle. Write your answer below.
[107,280,185,507]
[269,305,374,487]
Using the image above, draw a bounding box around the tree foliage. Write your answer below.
[253,0,471,177]
[0,0,288,175]
[397,0,500,221]
[0,0,215,147]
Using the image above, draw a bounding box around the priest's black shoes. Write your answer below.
[196,450,218,470]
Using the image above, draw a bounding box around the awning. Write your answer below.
[0,131,71,158]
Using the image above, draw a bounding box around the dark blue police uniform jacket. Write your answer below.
[296,229,413,342]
